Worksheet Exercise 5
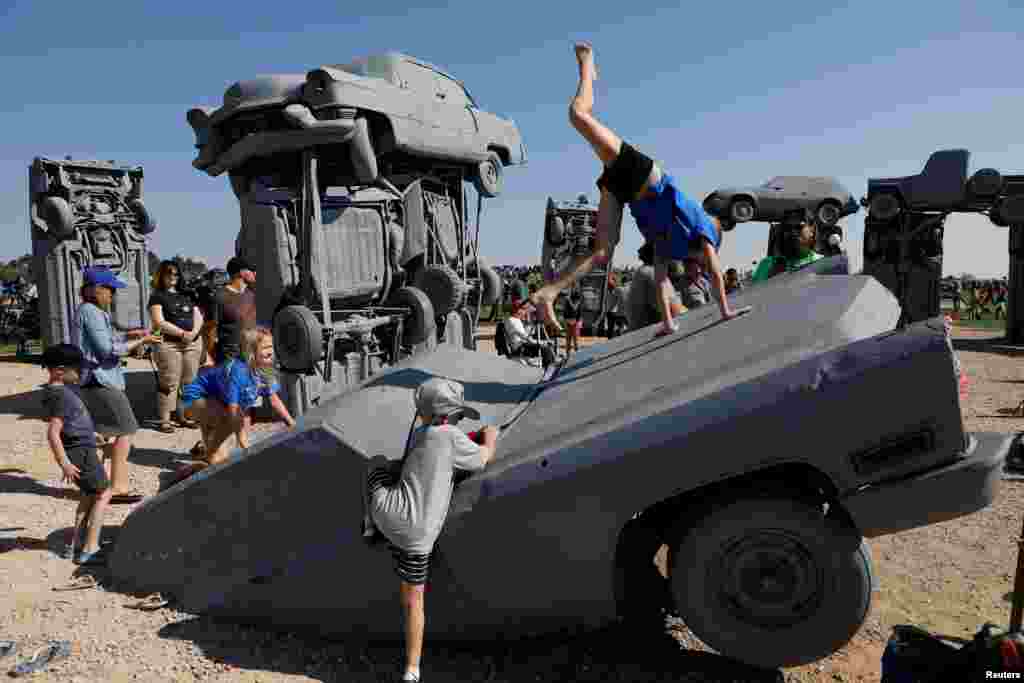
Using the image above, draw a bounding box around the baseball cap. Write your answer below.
[41,343,84,369]
[414,378,481,421]
[83,266,127,289]
[226,256,256,276]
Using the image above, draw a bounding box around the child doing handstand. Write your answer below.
[531,42,746,336]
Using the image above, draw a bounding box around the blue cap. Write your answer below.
[83,267,127,289]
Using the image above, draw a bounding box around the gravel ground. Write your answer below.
[1,325,1023,682]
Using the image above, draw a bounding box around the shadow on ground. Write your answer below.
[0,471,78,501]
[0,524,119,559]
[156,618,783,683]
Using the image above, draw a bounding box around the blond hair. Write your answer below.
[239,326,274,366]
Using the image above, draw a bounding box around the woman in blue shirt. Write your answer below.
[531,43,746,336]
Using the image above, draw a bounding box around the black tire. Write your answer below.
[868,192,902,221]
[815,200,842,227]
[545,215,566,247]
[388,286,436,345]
[414,264,466,317]
[472,151,503,198]
[729,196,756,223]
[273,305,323,372]
[442,310,464,348]
[40,196,75,239]
[670,498,873,669]
[128,198,156,235]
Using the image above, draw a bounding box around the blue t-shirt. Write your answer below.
[182,360,279,410]
[628,173,720,261]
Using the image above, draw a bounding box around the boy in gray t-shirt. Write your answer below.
[366,378,497,683]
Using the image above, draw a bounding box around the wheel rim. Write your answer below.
[712,532,824,629]
[819,204,840,224]
[485,160,499,186]
[732,201,754,222]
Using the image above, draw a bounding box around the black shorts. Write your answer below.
[596,142,655,205]
[67,446,110,495]
[80,384,139,437]
[388,543,432,585]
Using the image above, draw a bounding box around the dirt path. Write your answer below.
[1,325,1023,681]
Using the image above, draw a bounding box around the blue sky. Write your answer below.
[2,0,1022,277]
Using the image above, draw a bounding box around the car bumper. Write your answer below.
[841,431,1013,538]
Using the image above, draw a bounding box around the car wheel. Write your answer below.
[868,192,903,221]
[40,196,75,239]
[670,498,873,669]
[388,286,436,346]
[473,151,504,198]
[129,198,156,235]
[466,257,502,307]
[545,216,566,246]
[815,201,842,227]
[273,305,323,372]
[729,197,756,223]
[414,264,467,317]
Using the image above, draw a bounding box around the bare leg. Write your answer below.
[400,581,426,678]
[109,435,133,495]
[72,498,91,550]
[653,262,680,336]
[568,43,622,164]
[81,489,112,554]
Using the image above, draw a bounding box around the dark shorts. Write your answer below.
[67,446,110,495]
[80,384,139,437]
[596,142,655,205]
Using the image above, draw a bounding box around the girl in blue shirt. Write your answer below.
[531,43,746,336]
[180,326,295,474]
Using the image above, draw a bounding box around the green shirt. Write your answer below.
[751,251,824,283]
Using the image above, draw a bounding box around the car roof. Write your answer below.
[328,52,465,86]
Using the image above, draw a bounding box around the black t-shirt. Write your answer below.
[563,296,581,320]
[42,384,97,450]
[148,289,196,333]
[213,286,257,358]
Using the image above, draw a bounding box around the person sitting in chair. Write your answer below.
[751,208,824,283]
[503,301,556,368]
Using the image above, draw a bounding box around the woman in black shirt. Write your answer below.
[148,261,204,433]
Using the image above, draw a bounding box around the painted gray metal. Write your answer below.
[109,270,1007,645]
[186,52,525,179]
[541,196,608,328]
[28,157,153,345]
[704,175,859,224]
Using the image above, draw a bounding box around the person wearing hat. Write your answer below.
[209,256,257,366]
[74,267,158,504]
[40,343,114,565]
[365,377,498,683]
[751,208,824,283]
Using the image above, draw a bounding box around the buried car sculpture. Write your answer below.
[541,195,610,332]
[110,267,1011,670]
[704,175,859,228]
[185,53,514,415]
[28,156,155,347]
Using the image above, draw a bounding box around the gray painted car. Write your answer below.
[110,267,1010,670]
[704,175,859,228]
[186,52,525,199]
[28,157,155,346]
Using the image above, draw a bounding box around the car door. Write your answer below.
[431,70,480,158]
[758,177,788,217]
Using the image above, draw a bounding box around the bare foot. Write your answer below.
[574,42,598,80]
[530,289,563,333]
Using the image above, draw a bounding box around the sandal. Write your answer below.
[10,641,71,677]
[189,441,206,457]
[155,422,175,434]
[109,491,144,504]
[53,575,98,591]
[124,593,170,611]
[74,550,106,567]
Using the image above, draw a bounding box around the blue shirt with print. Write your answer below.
[182,359,279,410]
[628,173,721,261]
